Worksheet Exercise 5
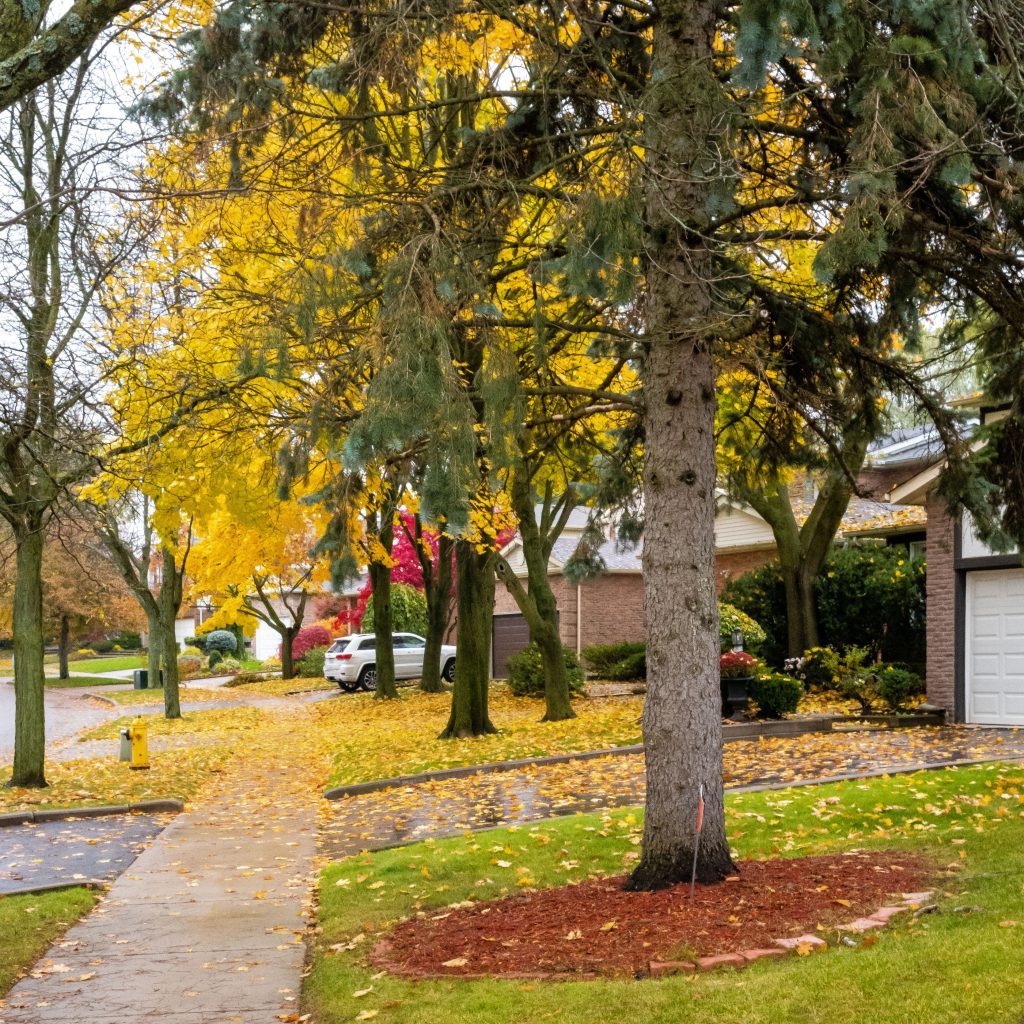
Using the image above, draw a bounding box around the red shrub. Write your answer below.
[290,625,333,661]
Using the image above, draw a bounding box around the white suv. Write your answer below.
[324,632,457,692]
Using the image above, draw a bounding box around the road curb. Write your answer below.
[322,713,946,799]
[1,878,108,898]
[0,798,184,828]
[82,691,118,706]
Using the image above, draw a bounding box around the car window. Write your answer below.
[327,640,346,653]
[403,635,425,649]
[358,638,376,652]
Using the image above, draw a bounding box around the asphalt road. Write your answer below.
[0,813,170,894]
[0,684,114,768]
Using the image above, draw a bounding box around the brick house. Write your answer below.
[888,404,1021,725]
[492,486,927,676]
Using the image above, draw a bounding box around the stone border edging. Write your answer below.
[323,713,947,799]
[83,691,118,706]
[0,798,184,828]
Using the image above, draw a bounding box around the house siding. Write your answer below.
[925,498,956,713]
[578,574,645,650]
[715,548,776,595]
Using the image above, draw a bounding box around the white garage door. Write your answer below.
[967,569,1024,726]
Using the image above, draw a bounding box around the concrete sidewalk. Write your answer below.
[0,715,320,1024]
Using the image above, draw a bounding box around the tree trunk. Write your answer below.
[146,609,162,689]
[440,541,496,738]
[280,627,296,679]
[9,524,47,788]
[781,563,819,657]
[57,614,70,680]
[368,558,398,698]
[420,534,452,693]
[501,472,575,721]
[627,0,736,890]
[158,547,182,720]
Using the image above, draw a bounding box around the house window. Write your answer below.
[908,540,926,562]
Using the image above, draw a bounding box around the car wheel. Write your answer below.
[338,678,361,693]
[442,658,456,683]
[359,666,378,691]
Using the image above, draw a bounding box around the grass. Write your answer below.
[99,687,229,706]
[79,705,266,742]
[65,655,147,674]
[317,687,644,787]
[305,762,1024,1024]
[43,675,132,688]
[0,887,98,995]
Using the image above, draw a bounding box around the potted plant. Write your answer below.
[719,651,759,721]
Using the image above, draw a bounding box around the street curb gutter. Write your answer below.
[0,798,184,828]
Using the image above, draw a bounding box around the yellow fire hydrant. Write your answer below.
[120,717,149,770]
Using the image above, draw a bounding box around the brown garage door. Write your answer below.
[492,613,531,678]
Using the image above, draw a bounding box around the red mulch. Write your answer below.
[374,852,930,978]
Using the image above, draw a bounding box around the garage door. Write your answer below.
[492,614,531,679]
[967,569,1024,725]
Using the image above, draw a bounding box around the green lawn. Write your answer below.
[0,887,97,995]
[44,675,131,688]
[306,762,1024,1024]
[65,655,147,674]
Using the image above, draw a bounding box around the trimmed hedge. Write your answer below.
[205,629,238,656]
[748,673,803,718]
[507,642,585,697]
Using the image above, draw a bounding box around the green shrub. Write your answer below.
[207,650,223,669]
[873,665,924,712]
[722,543,926,668]
[91,639,115,654]
[719,603,766,654]
[218,657,241,672]
[177,654,203,678]
[581,641,646,678]
[184,636,205,652]
[607,649,646,681]
[748,673,803,719]
[798,647,842,689]
[507,642,585,697]
[296,646,328,677]
[223,670,269,687]
[204,630,238,656]
[111,631,142,650]
[182,645,203,657]
[360,583,428,636]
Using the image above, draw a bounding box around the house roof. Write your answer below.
[865,426,947,467]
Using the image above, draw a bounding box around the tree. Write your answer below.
[147,0,1024,886]
[186,481,330,680]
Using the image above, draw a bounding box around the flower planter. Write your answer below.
[720,675,752,722]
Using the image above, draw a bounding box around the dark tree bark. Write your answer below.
[280,625,297,679]
[146,608,162,689]
[417,527,453,693]
[627,0,736,890]
[495,473,576,722]
[57,614,70,680]
[9,521,47,787]
[368,511,398,698]
[158,545,183,720]
[440,540,496,738]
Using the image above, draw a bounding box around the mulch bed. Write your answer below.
[374,851,931,978]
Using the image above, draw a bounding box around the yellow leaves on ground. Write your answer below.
[81,706,267,743]
[103,688,230,706]
[316,687,644,787]
[0,747,229,813]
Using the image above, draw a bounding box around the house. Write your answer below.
[887,403,1021,725]
[492,489,927,677]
